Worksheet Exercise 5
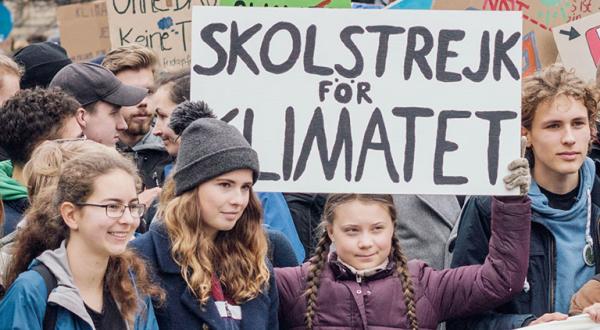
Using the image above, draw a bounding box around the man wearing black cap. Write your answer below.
[50,62,147,147]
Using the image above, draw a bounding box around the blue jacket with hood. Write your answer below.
[0,241,158,330]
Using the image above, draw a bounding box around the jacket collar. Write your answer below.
[328,253,396,282]
[150,222,182,274]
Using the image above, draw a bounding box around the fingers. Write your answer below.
[504,157,530,195]
[521,136,528,158]
[507,158,529,171]
[584,303,600,323]
[528,312,568,325]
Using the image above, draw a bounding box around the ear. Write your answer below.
[60,202,80,230]
[326,224,335,243]
[75,107,87,129]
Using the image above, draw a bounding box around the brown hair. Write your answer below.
[23,139,106,203]
[163,184,269,305]
[155,70,190,105]
[101,44,159,75]
[522,63,598,135]
[4,146,164,326]
[304,194,418,330]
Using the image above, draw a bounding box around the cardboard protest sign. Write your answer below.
[433,0,600,74]
[553,11,600,83]
[191,7,522,194]
[386,0,432,9]
[220,0,351,8]
[56,0,110,62]
[106,0,213,71]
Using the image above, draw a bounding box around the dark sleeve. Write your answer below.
[446,196,534,330]
[267,229,299,268]
[267,264,280,330]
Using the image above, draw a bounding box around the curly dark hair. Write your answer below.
[0,87,80,165]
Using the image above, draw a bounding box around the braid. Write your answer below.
[392,235,418,330]
[304,228,331,330]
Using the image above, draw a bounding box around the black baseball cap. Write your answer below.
[49,62,147,107]
[13,42,72,89]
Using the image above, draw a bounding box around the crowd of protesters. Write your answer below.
[0,11,599,330]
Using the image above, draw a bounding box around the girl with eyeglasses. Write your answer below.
[0,142,164,330]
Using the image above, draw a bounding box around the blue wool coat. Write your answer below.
[130,223,279,330]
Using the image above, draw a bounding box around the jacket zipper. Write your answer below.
[356,273,362,284]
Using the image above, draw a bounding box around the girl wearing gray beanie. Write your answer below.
[131,118,278,329]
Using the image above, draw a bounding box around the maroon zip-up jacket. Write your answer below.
[276,196,531,330]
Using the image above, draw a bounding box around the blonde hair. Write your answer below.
[23,139,107,203]
[522,63,597,135]
[163,185,270,305]
[102,44,159,75]
[0,54,22,78]
[304,194,418,330]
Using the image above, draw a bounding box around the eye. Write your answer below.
[106,203,122,212]
[241,184,251,191]
[219,182,231,188]
[545,123,560,129]
[573,120,587,128]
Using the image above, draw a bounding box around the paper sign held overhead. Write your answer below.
[191,7,522,195]
[56,0,110,62]
[553,11,600,83]
[106,0,214,71]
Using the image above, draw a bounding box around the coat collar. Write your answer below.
[328,253,396,281]
[150,222,182,274]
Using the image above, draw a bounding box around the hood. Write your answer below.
[35,241,95,328]
[132,131,167,152]
[0,160,28,201]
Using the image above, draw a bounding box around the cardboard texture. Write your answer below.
[56,0,110,62]
[433,0,600,74]
[106,0,213,71]
[553,11,600,82]
[219,0,351,8]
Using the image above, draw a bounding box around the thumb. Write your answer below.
[520,136,527,159]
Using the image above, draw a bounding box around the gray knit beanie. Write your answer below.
[173,118,259,196]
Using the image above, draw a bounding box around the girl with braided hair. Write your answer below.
[276,153,533,329]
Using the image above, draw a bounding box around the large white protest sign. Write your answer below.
[191,7,522,194]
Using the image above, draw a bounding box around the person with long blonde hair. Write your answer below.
[0,141,163,329]
[131,118,278,329]
[276,156,532,329]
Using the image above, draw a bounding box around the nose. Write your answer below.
[152,125,162,137]
[357,234,373,250]
[118,206,137,225]
[116,112,128,131]
[230,188,247,206]
[562,126,576,145]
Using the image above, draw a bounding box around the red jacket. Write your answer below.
[275,196,531,330]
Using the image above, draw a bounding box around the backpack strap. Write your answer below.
[32,263,58,330]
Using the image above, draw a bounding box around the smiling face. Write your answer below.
[525,94,591,185]
[327,199,394,270]
[196,169,253,240]
[68,169,140,258]
[151,83,179,156]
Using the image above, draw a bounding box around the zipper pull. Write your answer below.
[356,274,362,284]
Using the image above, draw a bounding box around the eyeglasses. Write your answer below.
[75,202,146,219]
